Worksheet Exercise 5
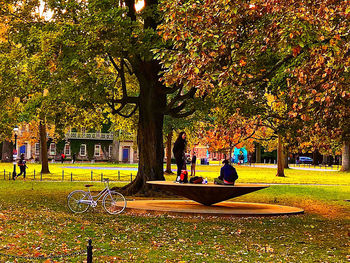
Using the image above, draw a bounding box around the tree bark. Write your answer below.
[39,120,50,174]
[284,148,289,169]
[229,146,233,164]
[164,131,174,174]
[121,61,167,195]
[111,135,120,162]
[276,134,285,177]
[1,141,13,162]
[340,140,350,172]
[255,143,261,163]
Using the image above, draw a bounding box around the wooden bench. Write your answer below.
[147,181,269,206]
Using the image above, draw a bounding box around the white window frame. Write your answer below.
[49,143,56,156]
[94,144,101,157]
[35,143,40,155]
[64,143,71,156]
[80,144,87,156]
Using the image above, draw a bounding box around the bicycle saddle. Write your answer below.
[85,184,94,187]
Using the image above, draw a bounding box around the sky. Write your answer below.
[38,0,145,20]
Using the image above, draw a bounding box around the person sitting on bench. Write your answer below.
[214,159,238,185]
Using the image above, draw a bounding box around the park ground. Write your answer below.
[0,163,349,262]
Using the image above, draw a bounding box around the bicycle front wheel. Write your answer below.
[67,190,90,213]
[103,191,126,215]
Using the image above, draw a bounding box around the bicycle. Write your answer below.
[67,178,126,215]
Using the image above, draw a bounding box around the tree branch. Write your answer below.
[168,108,195,118]
[166,86,197,112]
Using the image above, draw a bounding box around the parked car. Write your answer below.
[297,156,313,164]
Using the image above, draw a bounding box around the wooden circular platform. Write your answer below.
[125,200,304,217]
[147,181,269,206]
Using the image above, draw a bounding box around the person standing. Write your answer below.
[238,152,244,164]
[15,154,27,180]
[172,131,187,182]
[61,153,65,164]
[190,152,197,177]
[72,153,76,164]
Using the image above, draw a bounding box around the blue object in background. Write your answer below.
[232,147,248,163]
[20,145,26,154]
[122,148,129,162]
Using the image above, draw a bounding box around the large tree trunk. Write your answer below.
[164,131,174,174]
[1,141,13,162]
[121,62,167,195]
[39,120,50,174]
[276,134,285,177]
[340,139,350,172]
[255,142,261,163]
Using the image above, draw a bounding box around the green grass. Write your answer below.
[0,180,349,262]
[1,162,350,185]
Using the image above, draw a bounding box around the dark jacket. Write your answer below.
[18,158,26,168]
[219,164,238,183]
[173,138,186,161]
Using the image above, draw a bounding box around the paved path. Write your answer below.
[238,164,340,172]
[62,166,138,171]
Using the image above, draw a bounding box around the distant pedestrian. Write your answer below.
[15,154,27,180]
[72,153,76,164]
[173,131,187,182]
[190,152,197,177]
[238,152,244,164]
[61,153,65,164]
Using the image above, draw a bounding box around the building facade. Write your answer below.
[13,127,137,163]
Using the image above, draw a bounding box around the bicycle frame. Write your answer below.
[68,178,126,214]
[80,180,112,205]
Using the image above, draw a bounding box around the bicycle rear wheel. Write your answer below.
[103,191,126,215]
[67,190,90,213]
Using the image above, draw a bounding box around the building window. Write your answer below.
[80,144,87,156]
[64,144,71,156]
[49,143,56,155]
[35,143,40,155]
[108,145,113,157]
[94,144,101,157]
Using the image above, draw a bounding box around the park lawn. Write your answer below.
[1,162,350,185]
[0,181,349,262]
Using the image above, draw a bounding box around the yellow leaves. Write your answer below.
[43,89,49,97]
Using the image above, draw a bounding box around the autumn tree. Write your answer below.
[159,0,349,173]
[1,0,201,194]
